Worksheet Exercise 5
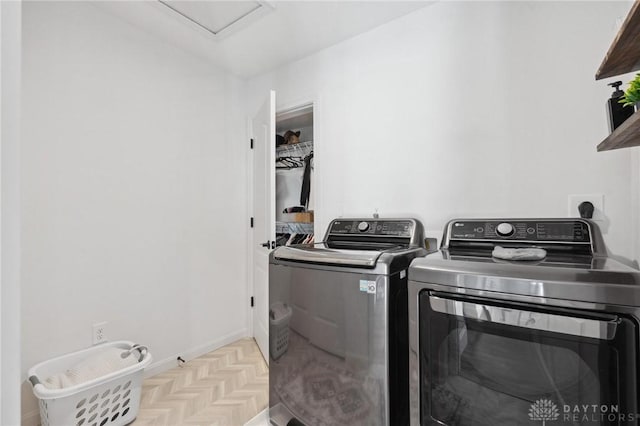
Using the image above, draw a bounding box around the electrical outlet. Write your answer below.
[567,194,604,221]
[92,322,108,345]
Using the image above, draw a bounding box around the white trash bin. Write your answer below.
[28,341,152,426]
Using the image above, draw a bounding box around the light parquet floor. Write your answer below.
[132,338,268,426]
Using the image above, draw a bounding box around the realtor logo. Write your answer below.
[529,399,560,425]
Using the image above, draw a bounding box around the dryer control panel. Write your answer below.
[448,219,591,243]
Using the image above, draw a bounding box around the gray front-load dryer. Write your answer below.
[269,218,431,426]
[408,218,640,426]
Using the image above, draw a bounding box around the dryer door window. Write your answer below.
[418,292,638,426]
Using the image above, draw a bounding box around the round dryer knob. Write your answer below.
[496,222,515,237]
[358,221,370,232]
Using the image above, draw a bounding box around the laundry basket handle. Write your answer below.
[121,344,148,362]
[28,375,41,387]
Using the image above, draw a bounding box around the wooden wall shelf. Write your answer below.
[595,0,640,151]
[596,1,640,80]
[597,108,640,151]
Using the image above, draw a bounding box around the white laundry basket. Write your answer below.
[28,341,152,426]
[269,302,293,360]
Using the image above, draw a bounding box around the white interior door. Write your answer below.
[251,90,275,363]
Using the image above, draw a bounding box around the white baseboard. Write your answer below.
[143,328,250,378]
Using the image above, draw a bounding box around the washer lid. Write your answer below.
[273,245,382,268]
[272,217,428,268]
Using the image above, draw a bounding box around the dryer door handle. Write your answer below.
[429,295,619,340]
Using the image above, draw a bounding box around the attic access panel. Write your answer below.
[158,1,273,39]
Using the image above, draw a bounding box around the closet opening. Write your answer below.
[275,104,314,247]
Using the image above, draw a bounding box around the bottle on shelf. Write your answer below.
[607,80,634,132]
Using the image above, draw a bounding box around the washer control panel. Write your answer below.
[329,220,414,237]
[449,220,591,243]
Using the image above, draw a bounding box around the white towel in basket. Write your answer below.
[44,347,138,389]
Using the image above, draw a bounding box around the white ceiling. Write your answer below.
[96,1,430,78]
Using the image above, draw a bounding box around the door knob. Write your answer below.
[260,240,276,249]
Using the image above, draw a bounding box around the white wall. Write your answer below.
[21,2,248,421]
[1,0,22,424]
[248,1,638,263]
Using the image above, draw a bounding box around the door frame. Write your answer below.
[246,93,322,339]
[273,95,322,236]
[246,113,255,337]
